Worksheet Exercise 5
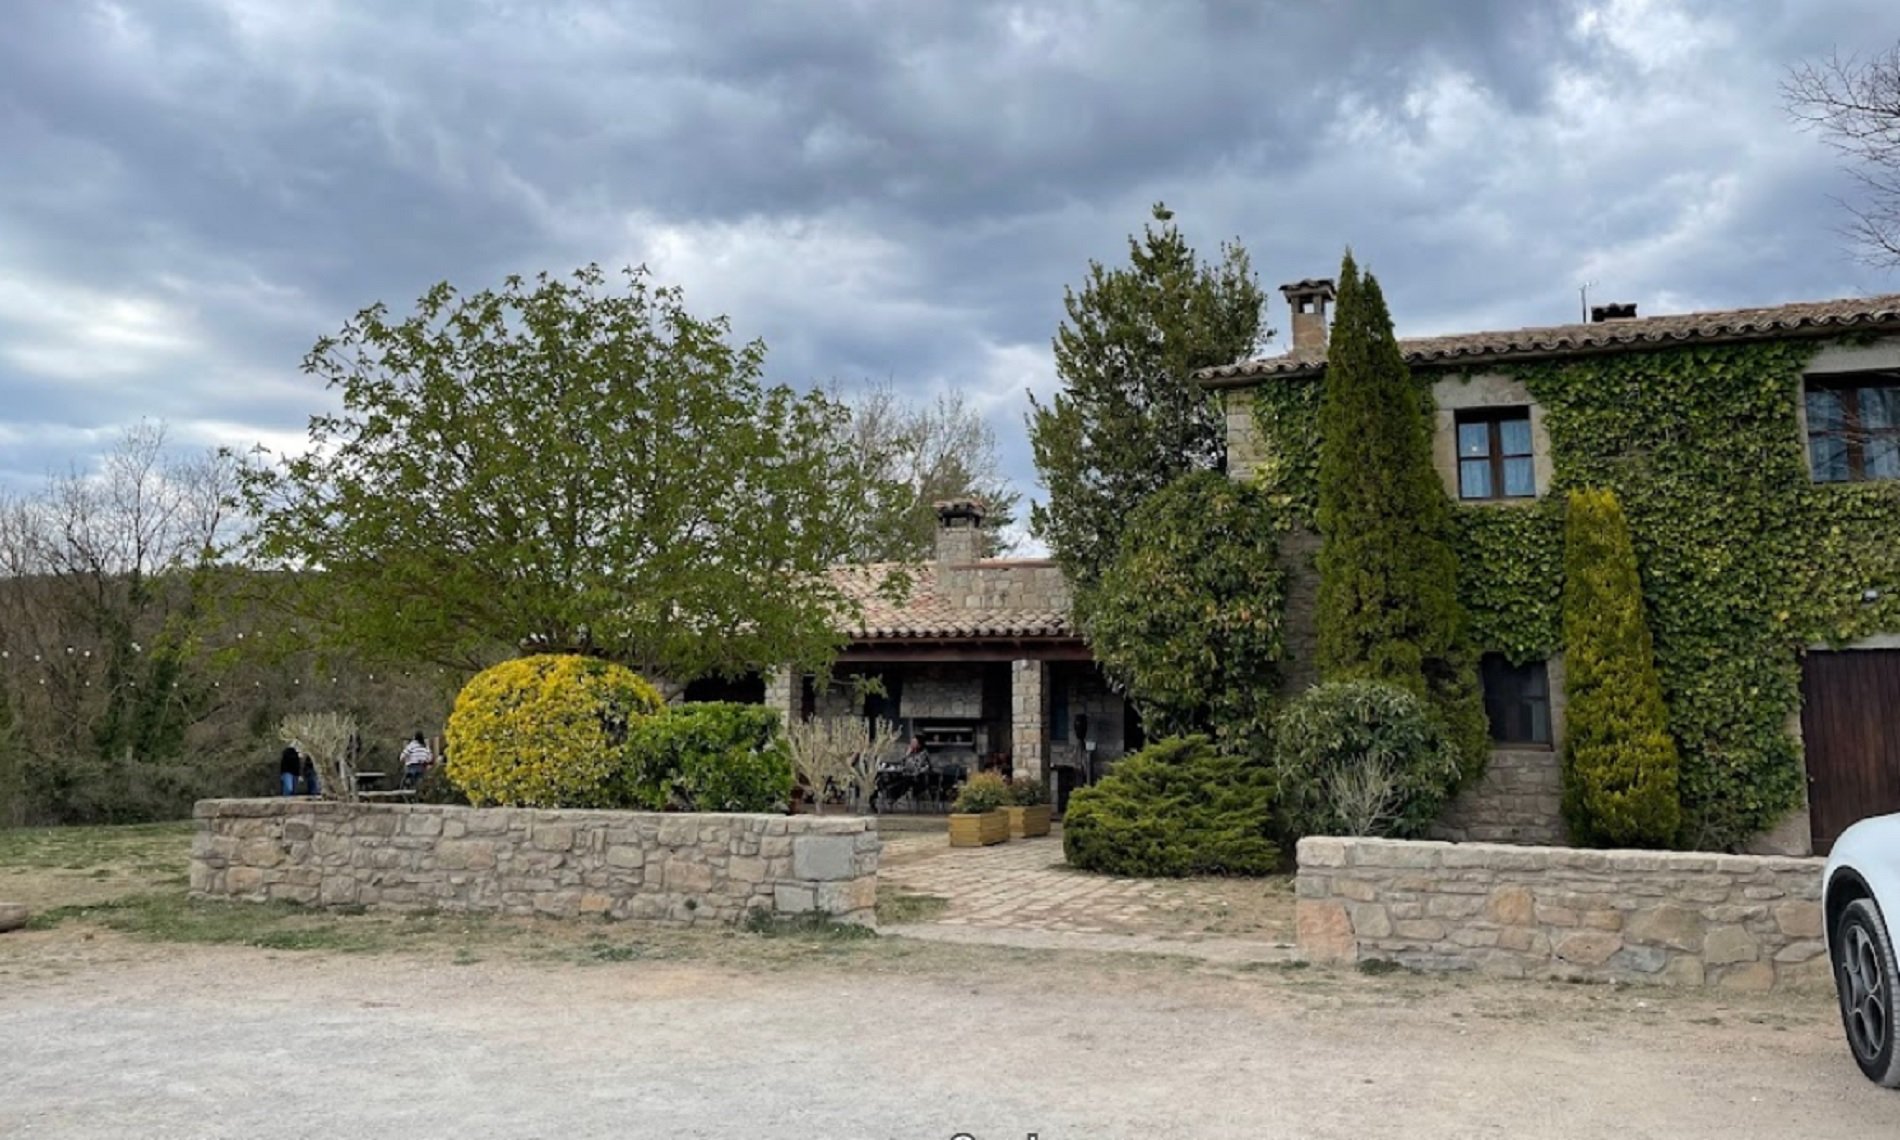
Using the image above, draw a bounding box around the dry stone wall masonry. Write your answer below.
[1433,750,1567,846]
[898,663,987,721]
[191,799,880,927]
[938,561,1071,614]
[1296,837,1827,990]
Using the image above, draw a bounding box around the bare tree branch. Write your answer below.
[1786,46,1900,266]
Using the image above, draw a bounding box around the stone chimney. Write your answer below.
[933,499,986,568]
[1281,278,1337,358]
[1589,302,1638,323]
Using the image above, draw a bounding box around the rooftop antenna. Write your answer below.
[1579,281,1598,323]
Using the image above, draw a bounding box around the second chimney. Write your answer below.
[933,499,986,568]
[1281,278,1337,358]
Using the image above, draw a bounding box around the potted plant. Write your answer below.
[948,771,1010,847]
[1003,776,1052,838]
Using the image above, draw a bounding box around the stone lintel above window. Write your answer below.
[1431,374,1551,504]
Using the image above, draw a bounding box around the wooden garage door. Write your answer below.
[1802,649,1900,854]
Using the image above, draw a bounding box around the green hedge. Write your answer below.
[616,702,792,813]
[1062,736,1278,877]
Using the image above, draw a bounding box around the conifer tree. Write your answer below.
[1029,204,1266,586]
[1560,487,1682,847]
[1314,252,1488,776]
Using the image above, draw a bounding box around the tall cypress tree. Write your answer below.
[1314,252,1488,776]
[1561,487,1682,847]
[1029,204,1266,586]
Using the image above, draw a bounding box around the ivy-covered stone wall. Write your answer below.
[1242,337,1900,851]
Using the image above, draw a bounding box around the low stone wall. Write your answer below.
[1296,837,1827,990]
[191,799,879,927]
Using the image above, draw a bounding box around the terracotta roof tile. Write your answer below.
[1197,294,1900,386]
[829,562,1073,641]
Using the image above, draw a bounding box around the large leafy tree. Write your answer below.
[1314,252,1488,776]
[836,381,1021,562]
[1029,204,1266,585]
[241,265,888,682]
[1560,488,1682,847]
[1079,471,1285,754]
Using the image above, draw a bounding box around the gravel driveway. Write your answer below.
[2,935,1893,1139]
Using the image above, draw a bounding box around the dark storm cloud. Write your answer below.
[4,0,1900,527]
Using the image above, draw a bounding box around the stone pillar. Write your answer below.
[1010,659,1049,783]
[765,666,798,728]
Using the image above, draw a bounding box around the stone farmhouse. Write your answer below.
[761,500,1138,808]
[1199,279,1900,856]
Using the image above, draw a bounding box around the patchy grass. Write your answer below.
[24,893,498,954]
[739,907,878,941]
[0,821,194,912]
[0,821,191,873]
[582,939,647,963]
[875,891,949,925]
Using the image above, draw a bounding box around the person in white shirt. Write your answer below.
[399,732,434,788]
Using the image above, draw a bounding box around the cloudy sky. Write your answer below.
[5,0,1900,521]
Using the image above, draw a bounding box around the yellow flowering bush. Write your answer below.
[446,654,663,807]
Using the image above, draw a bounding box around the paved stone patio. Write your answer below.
[877,828,1295,948]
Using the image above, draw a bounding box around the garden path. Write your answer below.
[876,828,1297,955]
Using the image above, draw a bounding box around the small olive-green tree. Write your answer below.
[278,711,361,803]
[1560,488,1682,847]
[784,713,899,812]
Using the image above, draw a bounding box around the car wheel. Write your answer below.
[1836,897,1900,1087]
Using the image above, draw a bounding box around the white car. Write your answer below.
[1826,813,1900,1087]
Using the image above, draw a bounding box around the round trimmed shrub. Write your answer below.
[1062,736,1278,877]
[1271,680,1462,841]
[446,654,663,807]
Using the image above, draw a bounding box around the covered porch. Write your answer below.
[772,498,1140,808]
[765,648,1139,810]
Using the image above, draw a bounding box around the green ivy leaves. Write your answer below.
[1250,336,1900,850]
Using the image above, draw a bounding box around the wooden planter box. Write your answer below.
[1005,804,1052,838]
[948,810,1010,847]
